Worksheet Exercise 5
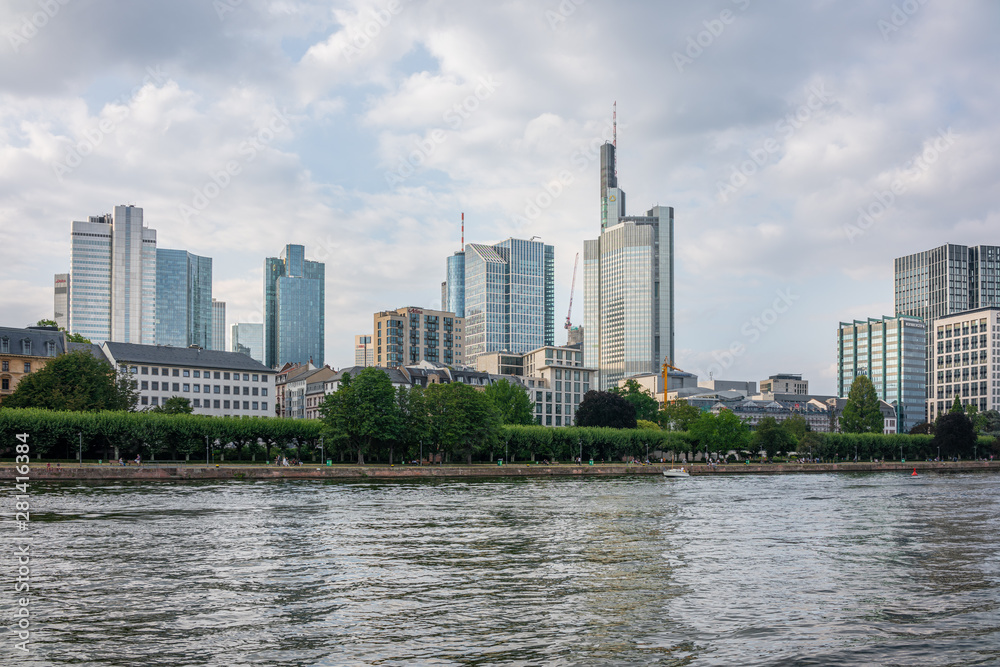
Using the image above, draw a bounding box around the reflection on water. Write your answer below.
[8,473,1000,666]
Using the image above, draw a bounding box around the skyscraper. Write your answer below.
[264,244,325,368]
[584,142,674,390]
[232,322,265,363]
[837,316,927,433]
[894,244,1000,402]
[68,205,156,344]
[445,251,466,317]
[354,334,374,367]
[155,249,213,349]
[463,238,554,363]
[211,299,226,352]
[53,273,69,331]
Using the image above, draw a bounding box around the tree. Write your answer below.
[425,382,501,464]
[659,400,701,431]
[933,411,975,458]
[840,375,883,433]
[483,378,535,425]
[65,332,91,343]
[950,396,964,413]
[608,379,659,422]
[782,413,808,440]
[909,422,934,435]
[752,416,796,457]
[318,367,398,464]
[689,410,751,458]
[636,419,661,431]
[149,396,194,414]
[395,386,431,464]
[34,319,91,343]
[979,409,1000,434]
[575,391,637,429]
[3,350,138,411]
[34,319,58,328]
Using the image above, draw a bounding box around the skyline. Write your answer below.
[2,1,999,393]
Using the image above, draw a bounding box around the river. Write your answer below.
[7,472,1000,665]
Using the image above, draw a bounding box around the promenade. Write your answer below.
[4,460,999,481]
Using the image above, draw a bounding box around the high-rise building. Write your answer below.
[53,273,69,331]
[155,249,213,349]
[232,323,265,364]
[894,244,1000,402]
[444,250,466,317]
[211,299,226,351]
[927,308,1000,421]
[463,238,554,363]
[584,142,674,390]
[68,205,156,344]
[264,244,325,368]
[354,334,374,367]
[374,307,463,368]
[837,316,926,432]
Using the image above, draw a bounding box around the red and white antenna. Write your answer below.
[613,101,618,178]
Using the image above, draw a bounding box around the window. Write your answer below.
[183,370,190,377]
[223,400,230,409]
[261,402,268,411]
[262,388,268,396]
[243,401,249,410]
[22,340,31,355]
[213,400,220,409]
[224,372,230,380]
[253,401,259,410]
[182,384,190,392]
[172,383,179,392]
[23,362,30,373]
[170,369,178,377]
[252,374,259,382]
[151,381,159,390]
[1,361,7,372]
[152,367,159,375]
[151,397,159,406]
[140,396,148,405]
[0,338,7,353]
[224,386,230,394]
[232,385,239,394]
[252,387,259,396]
[141,381,148,390]
[214,385,220,394]
[214,372,220,379]
[161,368,168,375]
[204,384,210,392]
[194,370,200,378]
[141,367,148,375]
[193,385,200,393]
[243,373,249,381]
[243,386,249,396]
[193,399,201,408]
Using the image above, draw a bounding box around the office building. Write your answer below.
[232,323,264,364]
[760,374,809,395]
[53,274,69,331]
[444,250,466,317]
[265,244,325,368]
[211,299,226,351]
[463,238,554,363]
[895,244,1000,397]
[584,142,674,389]
[837,316,927,432]
[0,326,67,404]
[155,249,213,349]
[374,307,463,368]
[927,307,1000,421]
[354,334,374,367]
[68,205,156,344]
[103,342,274,417]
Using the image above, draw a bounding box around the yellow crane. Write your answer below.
[662,357,686,398]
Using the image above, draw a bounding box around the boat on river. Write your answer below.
[662,467,689,478]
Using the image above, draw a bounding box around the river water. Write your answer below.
[6,472,1000,666]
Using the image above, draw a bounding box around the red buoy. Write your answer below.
[911,468,918,476]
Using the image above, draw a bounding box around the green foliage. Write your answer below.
[782,413,808,440]
[950,396,964,413]
[483,378,535,425]
[689,410,751,454]
[575,390,637,429]
[933,412,976,457]
[840,375,884,433]
[909,422,933,435]
[752,416,796,457]
[636,419,661,431]
[608,379,659,422]
[659,400,701,431]
[425,381,502,464]
[65,332,91,344]
[35,319,58,328]
[319,367,398,464]
[3,350,137,412]
[149,396,194,414]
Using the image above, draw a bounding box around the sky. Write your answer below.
[1,0,998,395]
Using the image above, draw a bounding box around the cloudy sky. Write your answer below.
[1,0,997,393]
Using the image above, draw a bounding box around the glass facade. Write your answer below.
[463,238,554,362]
[211,299,226,351]
[232,323,265,363]
[837,316,926,432]
[446,251,465,317]
[264,244,325,367]
[585,143,674,390]
[53,274,69,331]
[156,249,213,348]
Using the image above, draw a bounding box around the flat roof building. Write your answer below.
[374,307,463,369]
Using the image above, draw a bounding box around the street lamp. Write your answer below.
[78,431,82,465]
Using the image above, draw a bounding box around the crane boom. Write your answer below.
[565,253,579,330]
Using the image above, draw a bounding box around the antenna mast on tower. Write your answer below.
[613,101,617,177]
[461,212,464,250]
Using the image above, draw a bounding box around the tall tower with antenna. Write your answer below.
[444,212,466,317]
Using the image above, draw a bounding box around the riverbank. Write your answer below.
[3,460,999,480]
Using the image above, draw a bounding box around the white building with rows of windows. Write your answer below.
[928,307,1000,421]
[102,342,275,416]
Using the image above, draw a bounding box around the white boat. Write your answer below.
[662,468,690,478]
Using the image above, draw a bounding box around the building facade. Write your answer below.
[211,299,226,352]
[926,307,1000,421]
[265,244,325,368]
[68,205,157,344]
[760,374,809,395]
[895,244,1000,395]
[54,274,69,331]
[232,323,264,363]
[354,334,374,367]
[374,307,463,369]
[101,342,274,416]
[155,249,213,349]
[837,316,927,432]
[463,238,554,363]
[445,250,466,318]
[0,326,67,404]
[584,142,674,390]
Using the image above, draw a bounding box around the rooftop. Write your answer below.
[103,342,272,372]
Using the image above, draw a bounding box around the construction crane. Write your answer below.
[662,356,686,397]
[564,253,579,330]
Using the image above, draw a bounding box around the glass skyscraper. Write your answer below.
[445,251,466,317]
[155,249,213,349]
[211,299,226,351]
[232,322,265,363]
[837,316,927,433]
[264,244,325,368]
[463,238,554,362]
[67,205,156,344]
[584,142,674,390]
